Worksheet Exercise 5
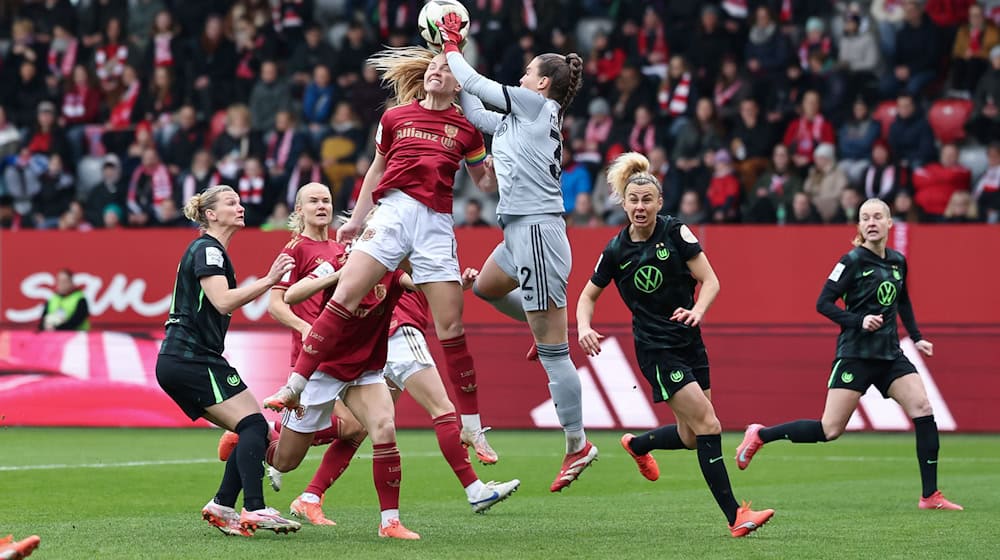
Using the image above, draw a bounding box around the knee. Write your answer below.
[692,415,722,436]
[435,317,465,339]
[339,415,366,442]
[911,399,933,418]
[367,417,396,444]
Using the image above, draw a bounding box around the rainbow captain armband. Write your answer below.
[465,146,487,167]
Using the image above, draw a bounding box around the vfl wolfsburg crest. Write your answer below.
[669,370,684,383]
[877,281,897,306]
[227,374,241,386]
[655,242,670,261]
[634,265,663,293]
[841,371,854,383]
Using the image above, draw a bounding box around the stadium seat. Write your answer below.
[872,100,898,140]
[928,98,973,144]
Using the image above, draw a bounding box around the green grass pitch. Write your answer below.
[1,428,997,559]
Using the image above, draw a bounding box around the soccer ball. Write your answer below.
[418,0,470,51]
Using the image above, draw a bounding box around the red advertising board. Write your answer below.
[1,226,997,431]
[2,226,1000,328]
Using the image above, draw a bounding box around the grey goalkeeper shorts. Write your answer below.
[490,214,571,312]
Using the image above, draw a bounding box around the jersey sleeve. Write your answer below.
[589,241,617,288]
[669,220,703,261]
[815,254,864,329]
[446,51,548,120]
[463,128,487,168]
[896,257,923,342]
[374,110,394,155]
[192,243,228,279]
[459,90,504,134]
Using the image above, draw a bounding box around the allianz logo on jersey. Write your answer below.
[529,336,957,432]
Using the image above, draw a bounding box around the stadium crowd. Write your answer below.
[1,0,999,232]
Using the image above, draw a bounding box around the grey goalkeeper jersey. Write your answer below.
[447,51,565,216]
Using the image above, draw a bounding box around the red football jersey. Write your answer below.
[273,236,348,366]
[373,100,487,214]
[306,269,406,382]
[388,290,431,336]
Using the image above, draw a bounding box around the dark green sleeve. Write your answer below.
[816,255,864,329]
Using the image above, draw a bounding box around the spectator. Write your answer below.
[561,146,593,214]
[676,189,707,225]
[2,151,46,222]
[349,64,388,130]
[39,269,90,332]
[333,21,375,89]
[731,97,774,190]
[892,189,925,222]
[212,104,262,180]
[690,4,736,93]
[838,97,882,185]
[262,109,304,189]
[634,7,670,73]
[799,17,836,70]
[586,31,626,95]
[58,200,92,232]
[236,156,271,227]
[837,8,881,102]
[580,97,618,164]
[80,0,128,51]
[140,66,181,140]
[94,17,128,83]
[190,15,237,119]
[973,142,1000,222]
[142,10,182,78]
[498,32,537,87]
[302,64,337,145]
[31,153,75,229]
[84,154,127,228]
[128,0,166,51]
[967,45,1000,143]
[62,65,102,163]
[335,154,365,213]
[100,65,142,156]
[706,149,742,223]
[232,17,270,103]
[320,102,365,186]
[912,143,972,219]
[803,142,849,222]
[0,194,23,230]
[47,24,81,81]
[748,144,804,223]
[713,56,752,127]
[951,3,1000,94]
[30,0,78,41]
[762,61,809,131]
[25,102,68,161]
[830,187,865,224]
[805,50,849,122]
[103,203,125,228]
[627,105,659,155]
[260,201,291,232]
[461,199,490,228]
[656,55,696,136]
[9,60,51,128]
[862,140,911,203]
[881,0,940,98]
[648,146,681,215]
[888,93,937,167]
[126,147,173,226]
[2,20,41,103]
[746,6,791,81]
[0,107,21,159]
[176,149,221,206]
[673,98,724,192]
[290,23,337,91]
[872,0,908,58]
[787,190,823,224]
[249,60,291,132]
[568,192,602,227]
[942,190,980,222]
[164,105,204,174]
[783,90,835,174]
[611,65,657,123]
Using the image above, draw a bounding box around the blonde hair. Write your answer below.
[367,47,437,106]
[852,198,892,246]
[943,190,978,221]
[607,152,662,203]
[287,182,332,235]
[183,185,236,229]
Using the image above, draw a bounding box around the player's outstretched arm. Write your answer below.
[458,89,503,134]
[445,50,547,120]
[201,253,294,315]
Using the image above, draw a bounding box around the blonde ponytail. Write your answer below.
[367,47,436,106]
[607,152,660,202]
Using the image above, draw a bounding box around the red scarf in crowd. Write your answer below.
[637,27,668,61]
[266,130,295,170]
[47,38,78,77]
[792,115,826,157]
[239,175,266,204]
[864,166,896,200]
[128,164,172,210]
[629,124,656,154]
[181,170,221,203]
[109,81,140,130]
[154,34,174,66]
[95,44,127,80]
[714,78,744,111]
[659,72,691,117]
[769,173,787,196]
